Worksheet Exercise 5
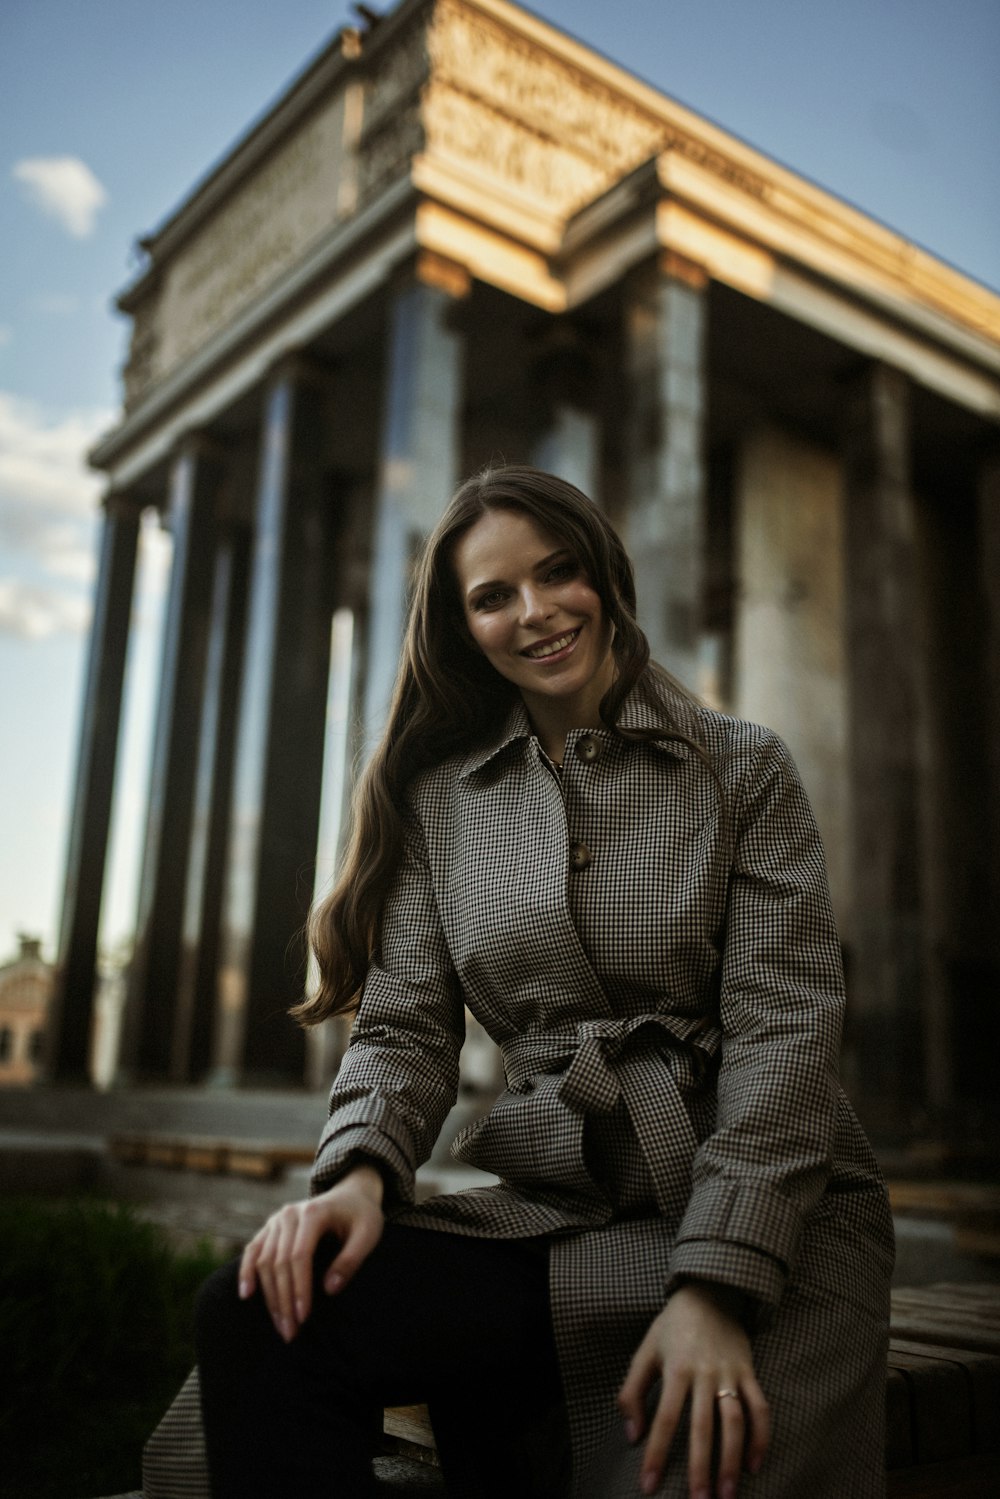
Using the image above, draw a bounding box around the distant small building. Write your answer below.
[0,935,53,1087]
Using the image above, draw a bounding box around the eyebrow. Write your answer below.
[465,548,571,600]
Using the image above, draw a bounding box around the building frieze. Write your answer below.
[428,2,665,172]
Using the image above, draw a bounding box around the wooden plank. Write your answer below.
[891,1340,1000,1456]
[108,1132,314,1178]
[885,1349,973,1463]
[887,1452,1000,1498]
[892,1284,1000,1318]
[145,1141,184,1168]
[182,1142,228,1172]
[383,1406,436,1450]
[891,1285,1000,1355]
[225,1149,280,1180]
[886,1366,916,1469]
[888,1182,1000,1217]
[953,1225,1000,1259]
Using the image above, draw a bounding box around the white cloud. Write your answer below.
[0,391,114,637]
[0,578,91,639]
[39,521,98,585]
[12,156,108,238]
[0,390,112,517]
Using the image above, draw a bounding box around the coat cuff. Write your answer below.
[311,1098,418,1210]
[666,1178,803,1307]
[666,1242,785,1311]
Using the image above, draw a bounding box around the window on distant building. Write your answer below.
[29,1029,46,1063]
[0,1027,12,1062]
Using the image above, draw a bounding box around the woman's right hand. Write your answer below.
[238,1162,385,1343]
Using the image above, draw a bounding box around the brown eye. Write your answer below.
[473,590,506,611]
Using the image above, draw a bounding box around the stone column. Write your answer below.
[979,456,1000,957]
[46,493,141,1083]
[624,252,709,688]
[529,322,600,499]
[215,359,336,1086]
[119,438,224,1081]
[841,362,928,1126]
[363,256,468,741]
[531,407,599,498]
[171,507,252,1083]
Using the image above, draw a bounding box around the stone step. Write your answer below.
[93,1451,444,1497]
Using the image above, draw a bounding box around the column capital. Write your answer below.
[414,250,472,301]
[658,249,710,291]
[169,431,229,468]
[264,351,337,396]
[102,488,144,520]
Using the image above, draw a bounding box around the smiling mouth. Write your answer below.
[521,628,581,660]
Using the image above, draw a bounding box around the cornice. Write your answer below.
[118,0,438,310]
[559,150,1000,384]
[99,0,1000,472]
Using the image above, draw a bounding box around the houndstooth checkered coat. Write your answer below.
[311,682,894,1495]
[144,681,894,1498]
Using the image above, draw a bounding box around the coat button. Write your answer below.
[575,735,600,764]
[569,840,592,872]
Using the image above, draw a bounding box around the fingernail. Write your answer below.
[694,1489,710,1499]
[326,1272,343,1293]
[280,1317,294,1342]
[238,1279,249,1299]
[640,1472,658,1496]
[295,1299,305,1322]
[721,1481,736,1499]
[624,1418,638,1443]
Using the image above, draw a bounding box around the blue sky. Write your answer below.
[1,0,998,961]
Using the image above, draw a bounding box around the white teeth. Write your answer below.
[524,630,577,659]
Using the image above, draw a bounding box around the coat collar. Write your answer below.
[457,679,693,780]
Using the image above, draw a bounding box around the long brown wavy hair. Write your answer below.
[294,464,704,1024]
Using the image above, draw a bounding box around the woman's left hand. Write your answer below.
[617,1281,770,1498]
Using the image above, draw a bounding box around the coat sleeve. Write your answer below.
[666,729,844,1308]
[310,810,465,1210]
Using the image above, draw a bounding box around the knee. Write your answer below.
[195,1256,262,1360]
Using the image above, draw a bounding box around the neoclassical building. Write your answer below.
[49,0,1000,1136]
[0,936,52,1088]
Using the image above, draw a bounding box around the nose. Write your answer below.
[519,585,554,627]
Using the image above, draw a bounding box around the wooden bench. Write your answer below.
[108,1132,314,1181]
[886,1284,1000,1497]
[377,1284,1000,1496]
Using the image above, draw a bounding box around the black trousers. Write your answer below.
[195,1223,567,1499]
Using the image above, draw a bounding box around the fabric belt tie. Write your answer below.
[501,1012,720,1218]
[502,1012,719,1110]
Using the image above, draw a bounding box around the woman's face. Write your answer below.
[451,508,615,716]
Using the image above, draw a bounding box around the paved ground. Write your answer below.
[2,1084,998,1281]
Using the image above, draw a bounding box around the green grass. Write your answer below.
[0,1195,226,1499]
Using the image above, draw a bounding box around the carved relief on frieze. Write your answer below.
[422,81,608,217]
[153,88,353,381]
[121,295,162,409]
[661,132,768,200]
[427,2,666,172]
[362,10,432,135]
[422,2,772,217]
[358,101,426,205]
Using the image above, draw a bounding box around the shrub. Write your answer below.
[0,1195,225,1499]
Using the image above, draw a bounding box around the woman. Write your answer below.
[186,465,894,1499]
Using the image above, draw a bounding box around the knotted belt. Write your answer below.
[500,1012,721,1218]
